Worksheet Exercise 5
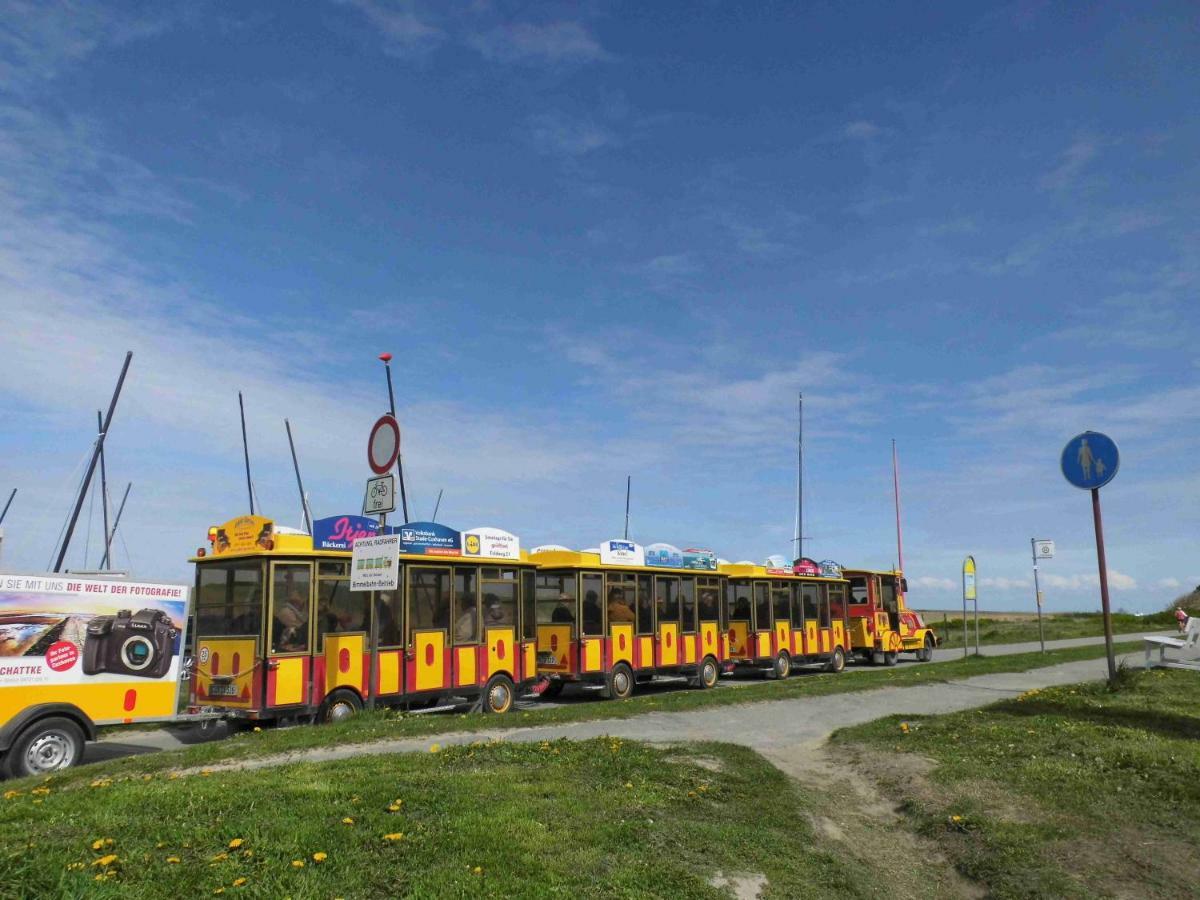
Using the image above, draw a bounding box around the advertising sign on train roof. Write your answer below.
[312,515,379,551]
[461,527,520,560]
[600,539,645,567]
[386,521,461,556]
[644,543,684,568]
[211,515,273,555]
[682,548,718,570]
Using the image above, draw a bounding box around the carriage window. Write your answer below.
[318,561,349,577]
[636,574,654,635]
[698,578,720,622]
[316,574,367,645]
[819,584,832,628]
[606,574,637,628]
[196,562,262,638]
[753,582,770,630]
[536,572,577,628]
[828,583,848,623]
[377,583,404,647]
[849,576,869,604]
[656,577,680,625]
[522,570,537,640]
[680,577,697,632]
[880,578,897,614]
[581,573,604,635]
[801,583,819,623]
[727,582,752,621]
[453,568,478,644]
[790,584,804,627]
[482,571,517,629]
[270,564,311,654]
[410,568,451,632]
[772,584,791,625]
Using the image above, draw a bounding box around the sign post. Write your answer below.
[1060,431,1120,685]
[1031,539,1054,653]
[363,413,401,712]
[962,556,976,659]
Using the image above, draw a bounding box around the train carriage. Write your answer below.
[844,568,937,664]
[189,515,538,721]
[531,542,727,700]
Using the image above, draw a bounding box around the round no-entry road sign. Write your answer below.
[1061,431,1119,490]
[368,414,401,475]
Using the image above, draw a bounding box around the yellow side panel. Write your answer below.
[538,624,572,668]
[806,622,818,653]
[611,624,634,666]
[728,621,749,657]
[700,622,719,659]
[683,632,697,664]
[583,638,602,671]
[377,650,401,696]
[833,621,845,650]
[486,627,516,677]
[524,641,536,679]
[274,656,305,706]
[414,631,445,691]
[196,637,257,710]
[756,632,772,658]
[659,623,679,666]
[775,622,790,654]
[456,645,477,687]
[0,682,178,728]
[821,629,831,653]
[848,619,870,651]
[324,634,365,693]
[638,636,654,669]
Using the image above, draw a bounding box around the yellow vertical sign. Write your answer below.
[963,556,977,600]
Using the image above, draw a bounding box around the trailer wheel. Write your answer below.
[825,646,846,674]
[918,635,935,662]
[539,679,565,700]
[482,675,515,714]
[695,656,719,690]
[318,689,362,724]
[771,652,791,680]
[884,650,899,666]
[603,662,635,701]
[2,717,85,778]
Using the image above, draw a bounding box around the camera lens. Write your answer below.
[120,636,155,671]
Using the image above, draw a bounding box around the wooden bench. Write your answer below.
[1144,617,1200,671]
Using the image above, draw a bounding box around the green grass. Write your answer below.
[43,640,1142,789]
[931,609,1172,650]
[0,739,864,899]
[832,668,1200,899]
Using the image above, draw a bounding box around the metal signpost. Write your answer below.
[362,412,402,711]
[1060,431,1120,685]
[962,556,976,659]
[1031,539,1054,652]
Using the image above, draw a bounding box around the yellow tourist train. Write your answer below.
[187,515,936,725]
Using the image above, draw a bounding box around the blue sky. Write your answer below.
[1,1,1197,612]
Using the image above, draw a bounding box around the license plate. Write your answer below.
[537,652,558,665]
[208,682,239,697]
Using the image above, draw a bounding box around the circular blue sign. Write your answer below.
[1061,431,1119,490]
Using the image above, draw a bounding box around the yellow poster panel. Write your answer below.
[211,515,273,555]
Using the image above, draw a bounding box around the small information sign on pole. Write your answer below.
[962,556,976,659]
[363,474,396,516]
[1031,539,1054,652]
[350,534,400,592]
[1061,431,1120,685]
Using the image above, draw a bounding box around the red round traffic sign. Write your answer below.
[368,414,401,475]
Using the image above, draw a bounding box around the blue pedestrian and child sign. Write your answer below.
[1061,431,1119,491]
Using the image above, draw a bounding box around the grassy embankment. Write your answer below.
[931,609,1175,650]
[0,739,865,899]
[834,668,1200,899]
[59,640,1140,784]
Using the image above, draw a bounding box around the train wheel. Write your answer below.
[884,650,899,666]
[319,689,362,724]
[696,656,720,689]
[3,717,84,778]
[772,652,791,680]
[825,647,846,673]
[604,662,635,701]
[918,635,934,662]
[482,675,515,714]
[539,679,565,700]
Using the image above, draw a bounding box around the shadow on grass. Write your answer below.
[993,696,1200,741]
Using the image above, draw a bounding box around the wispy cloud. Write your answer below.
[336,0,443,58]
[468,21,610,65]
[843,120,883,140]
[529,112,617,156]
[1039,136,1099,191]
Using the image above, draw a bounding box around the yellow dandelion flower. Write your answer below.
[429,743,440,753]
[93,854,119,867]
[94,874,106,882]
[291,859,305,868]
[900,722,910,733]
[167,857,181,864]
[698,784,708,792]
[387,804,401,812]
[201,770,213,777]
[232,877,247,887]
[950,815,962,823]
[168,772,180,780]
[66,862,86,871]
[211,852,229,862]
[393,798,403,807]
[31,787,50,796]
[143,774,153,781]
[155,842,165,849]
[3,790,20,800]
[213,889,225,895]
[342,817,354,825]
[312,852,327,863]
[624,782,633,789]
[241,850,254,859]
[383,833,405,842]
[252,727,261,732]
[227,838,244,849]
[472,866,482,875]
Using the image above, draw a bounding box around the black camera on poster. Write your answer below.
[82,608,178,679]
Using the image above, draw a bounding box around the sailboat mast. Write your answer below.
[892,438,904,573]
[794,393,803,560]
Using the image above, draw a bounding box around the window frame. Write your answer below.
[407,565,453,639]
[268,560,314,656]
[195,560,265,641]
[753,581,770,631]
[580,571,605,636]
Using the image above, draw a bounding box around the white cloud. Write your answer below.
[1157,577,1182,591]
[980,576,1031,591]
[468,21,610,64]
[1039,137,1099,191]
[337,0,443,58]
[912,575,955,591]
[843,120,882,140]
[529,113,617,157]
[1041,571,1138,592]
